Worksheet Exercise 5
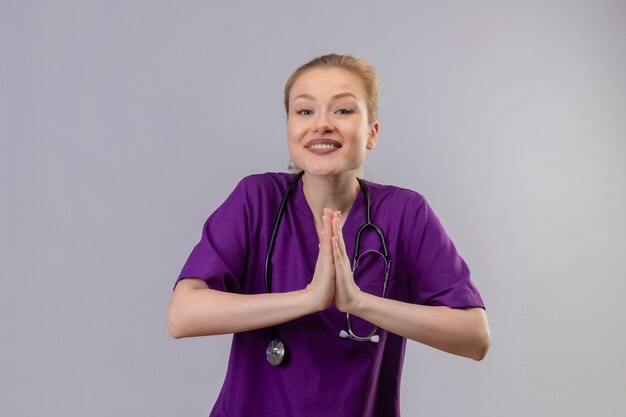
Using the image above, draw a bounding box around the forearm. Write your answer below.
[351,292,490,360]
[167,281,317,338]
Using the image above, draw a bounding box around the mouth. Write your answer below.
[308,143,339,149]
[305,138,342,153]
[305,139,342,155]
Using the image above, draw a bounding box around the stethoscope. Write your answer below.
[265,171,391,366]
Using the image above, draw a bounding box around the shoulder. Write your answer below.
[361,178,427,212]
[228,172,296,213]
[238,172,292,190]
[234,172,293,198]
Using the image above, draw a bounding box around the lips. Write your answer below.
[305,138,342,148]
[304,138,342,155]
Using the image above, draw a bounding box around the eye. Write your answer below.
[335,108,354,115]
[296,108,313,115]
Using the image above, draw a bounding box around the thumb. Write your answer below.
[320,230,334,268]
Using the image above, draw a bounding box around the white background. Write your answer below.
[1,1,625,415]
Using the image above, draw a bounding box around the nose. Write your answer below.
[313,112,334,134]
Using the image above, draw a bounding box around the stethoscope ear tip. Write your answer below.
[339,330,380,343]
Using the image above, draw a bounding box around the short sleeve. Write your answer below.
[404,196,484,309]
[174,178,256,292]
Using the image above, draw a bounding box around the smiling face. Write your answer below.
[287,67,379,178]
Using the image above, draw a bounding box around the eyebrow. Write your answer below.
[291,92,359,102]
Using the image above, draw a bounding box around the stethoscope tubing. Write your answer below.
[264,172,391,364]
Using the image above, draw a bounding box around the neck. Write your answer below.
[301,172,361,231]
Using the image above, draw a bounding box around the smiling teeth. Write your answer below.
[309,144,338,149]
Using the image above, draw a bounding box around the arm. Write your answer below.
[167,279,316,338]
[329,210,490,361]
[167,225,337,339]
[349,294,489,361]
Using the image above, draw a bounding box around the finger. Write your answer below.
[331,211,339,238]
[331,236,341,263]
[334,210,344,234]
[315,234,324,266]
[332,216,348,259]
[319,229,330,248]
[323,209,333,234]
[321,230,334,266]
[332,235,347,269]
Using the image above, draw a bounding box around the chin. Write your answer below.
[290,158,361,178]
[290,160,330,176]
[303,167,361,179]
[301,167,337,177]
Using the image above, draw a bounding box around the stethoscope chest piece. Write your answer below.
[266,338,285,366]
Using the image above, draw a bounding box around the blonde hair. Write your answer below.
[283,53,380,127]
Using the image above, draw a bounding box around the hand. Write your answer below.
[327,209,362,313]
[305,210,335,311]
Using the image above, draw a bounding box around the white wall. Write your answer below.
[1,1,625,415]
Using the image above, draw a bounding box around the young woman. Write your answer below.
[167,54,490,417]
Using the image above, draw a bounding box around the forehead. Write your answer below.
[290,67,366,100]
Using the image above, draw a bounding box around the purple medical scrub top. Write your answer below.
[176,172,484,417]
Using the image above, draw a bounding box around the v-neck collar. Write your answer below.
[291,174,366,259]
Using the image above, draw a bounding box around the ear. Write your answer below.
[366,121,379,150]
